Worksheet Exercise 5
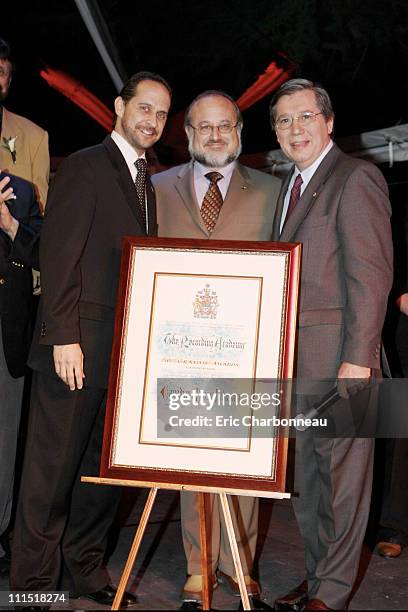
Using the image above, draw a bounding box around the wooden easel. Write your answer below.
[82,477,290,611]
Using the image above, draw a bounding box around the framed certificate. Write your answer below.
[100,237,301,495]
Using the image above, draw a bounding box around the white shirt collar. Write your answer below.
[110,130,146,179]
[279,140,334,234]
[295,140,333,188]
[193,160,236,207]
[194,160,236,182]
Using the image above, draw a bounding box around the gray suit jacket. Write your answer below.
[152,161,281,240]
[272,143,393,376]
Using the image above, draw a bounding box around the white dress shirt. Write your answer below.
[110,130,146,182]
[111,130,148,230]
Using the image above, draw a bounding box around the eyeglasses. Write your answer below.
[275,112,323,130]
[188,122,239,135]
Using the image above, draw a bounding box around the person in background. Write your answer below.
[0,37,49,211]
[375,203,408,560]
[0,36,49,573]
[0,170,41,575]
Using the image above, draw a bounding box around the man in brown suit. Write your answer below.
[0,38,49,210]
[152,90,281,603]
[270,79,393,611]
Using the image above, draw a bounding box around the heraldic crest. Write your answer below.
[193,283,218,319]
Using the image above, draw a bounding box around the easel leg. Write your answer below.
[198,492,211,610]
[111,487,158,610]
[219,492,251,611]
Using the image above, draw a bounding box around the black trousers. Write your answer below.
[10,371,121,594]
[378,438,408,543]
[377,314,408,543]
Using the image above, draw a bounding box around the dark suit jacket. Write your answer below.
[0,171,42,377]
[383,193,408,375]
[153,161,281,240]
[272,143,393,377]
[29,135,156,388]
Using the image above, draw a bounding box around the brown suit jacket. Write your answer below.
[152,158,281,576]
[272,143,393,377]
[1,107,49,210]
[153,161,281,240]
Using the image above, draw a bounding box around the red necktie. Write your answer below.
[201,171,223,233]
[285,173,303,224]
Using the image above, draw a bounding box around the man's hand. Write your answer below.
[396,293,408,316]
[337,361,371,399]
[53,343,85,391]
[0,175,19,240]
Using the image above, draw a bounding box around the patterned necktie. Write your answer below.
[134,158,147,230]
[201,171,224,233]
[284,173,303,225]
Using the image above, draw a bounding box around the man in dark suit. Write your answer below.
[153,90,281,604]
[0,171,41,571]
[10,71,171,606]
[269,79,393,611]
[375,204,408,559]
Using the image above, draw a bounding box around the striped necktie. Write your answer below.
[284,173,303,225]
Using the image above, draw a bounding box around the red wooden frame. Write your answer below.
[100,237,301,494]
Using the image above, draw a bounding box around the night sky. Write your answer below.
[4,0,408,162]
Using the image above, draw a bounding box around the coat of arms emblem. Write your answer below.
[193,284,218,319]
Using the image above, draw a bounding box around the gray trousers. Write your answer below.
[0,325,24,543]
[293,433,373,610]
[294,325,375,609]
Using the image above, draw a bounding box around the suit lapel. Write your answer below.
[146,174,157,236]
[1,108,15,136]
[173,163,254,237]
[279,144,341,242]
[212,163,252,233]
[1,108,22,144]
[102,136,147,233]
[175,162,209,235]
[272,171,292,240]
[0,109,19,169]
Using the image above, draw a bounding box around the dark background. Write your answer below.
[4,0,408,159]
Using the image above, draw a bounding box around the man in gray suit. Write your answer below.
[270,79,393,611]
[152,90,281,603]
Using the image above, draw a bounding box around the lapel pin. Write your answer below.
[241,185,248,190]
[312,192,317,198]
